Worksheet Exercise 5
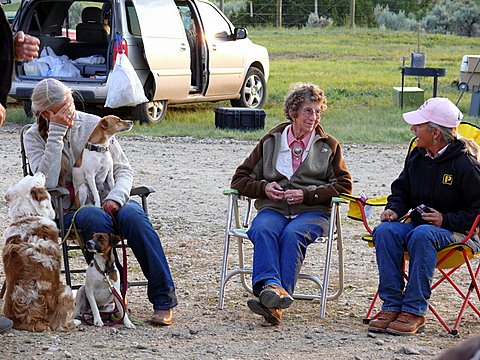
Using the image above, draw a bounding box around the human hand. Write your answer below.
[381,209,398,222]
[103,200,121,219]
[284,189,303,205]
[265,182,285,202]
[47,101,75,128]
[420,208,443,227]
[14,31,40,61]
[0,104,5,127]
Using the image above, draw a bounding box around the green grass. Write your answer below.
[7,27,480,143]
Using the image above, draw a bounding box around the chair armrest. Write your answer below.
[47,186,70,199]
[223,189,239,196]
[130,185,156,197]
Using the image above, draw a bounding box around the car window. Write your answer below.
[126,3,141,36]
[196,1,232,38]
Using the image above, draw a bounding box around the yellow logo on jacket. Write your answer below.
[442,174,453,185]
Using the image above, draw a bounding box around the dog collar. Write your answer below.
[85,142,109,152]
[93,258,116,276]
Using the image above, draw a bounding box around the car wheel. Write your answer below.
[131,100,168,124]
[458,82,469,92]
[23,100,32,117]
[230,67,266,108]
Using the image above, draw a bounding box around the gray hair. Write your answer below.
[31,78,72,119]
[427,122,456,144]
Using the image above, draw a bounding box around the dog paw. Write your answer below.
[94,319,104,327]
[73,319,82,327]
[124,321,136,329]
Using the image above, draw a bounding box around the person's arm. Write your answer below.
[104,136,133,207]
[442,164,480,232]
[23,122,67,189]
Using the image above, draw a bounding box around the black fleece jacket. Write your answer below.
[0,7,13,107]
[386,138,480,233]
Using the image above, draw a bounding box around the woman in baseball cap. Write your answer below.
[368,98,480,335]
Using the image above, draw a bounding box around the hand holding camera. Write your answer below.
[410,204,442,226]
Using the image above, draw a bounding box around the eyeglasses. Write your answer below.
[301,107,322,117]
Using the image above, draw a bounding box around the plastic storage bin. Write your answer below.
[215,107,265,131]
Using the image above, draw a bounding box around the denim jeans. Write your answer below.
[247,209,330,297]
[64,200,178,310]
[372,221,480,316]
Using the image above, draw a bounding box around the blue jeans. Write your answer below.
[247,209,330,297]
[64,200,177,310]
[372,221,480,316]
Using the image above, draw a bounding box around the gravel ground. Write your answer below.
[0,123,478,359]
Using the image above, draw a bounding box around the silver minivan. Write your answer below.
[9,0,269,123]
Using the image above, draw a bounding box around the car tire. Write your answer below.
[132,100,168,124]
[458,82,469,92]
[230,67,266,108]
[23,100,33,117]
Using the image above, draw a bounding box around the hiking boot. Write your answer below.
[386,312,425,336]
[368,311,400,333]
[259,284,294,309]
[247,299,282,325]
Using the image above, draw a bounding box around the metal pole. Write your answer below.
[350,0,355,29]
[219,0,224,12]
[314,0,318,15]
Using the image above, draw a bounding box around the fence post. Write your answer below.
[277,0,282,27]
[350,0,356,29]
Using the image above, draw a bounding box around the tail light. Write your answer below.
[113,38,128,64]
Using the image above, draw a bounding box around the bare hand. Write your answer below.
[381,209,398,222]
[14,31,40,61]
[421,208,443,227]
[0,104,5,127]
[265,182,284,202]
[103,200,121,219]
[284,189,303,205]
[47,101,75,128]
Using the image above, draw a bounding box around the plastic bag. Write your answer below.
[105,52,148,108]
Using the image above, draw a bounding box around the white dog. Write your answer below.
[2,173,77,331]
[74,232,135,328]
[72,115,133,208]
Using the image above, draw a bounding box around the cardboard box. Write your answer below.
[459,72,480,87]
[215,107,265,131]
[392,87,424,108]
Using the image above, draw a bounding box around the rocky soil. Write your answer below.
[0,123,478,359]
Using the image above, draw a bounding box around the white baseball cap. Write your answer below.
[403,97,463,128]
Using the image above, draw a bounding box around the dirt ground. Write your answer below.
[0,123,478,360]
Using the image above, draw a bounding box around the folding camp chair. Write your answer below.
[341,122,480,335]
[218,189,348,318]
[20,124,154,289]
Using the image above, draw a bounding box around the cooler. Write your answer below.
[215,107,266,131]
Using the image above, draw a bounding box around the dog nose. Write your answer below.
[86,240,96,251]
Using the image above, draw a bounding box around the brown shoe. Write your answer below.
[247,299,282,325]
[259,284,294,309]
[386,312,425,336]
[151,309,173,326]
[368,311,400,333]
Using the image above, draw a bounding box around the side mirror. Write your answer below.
[233,27,247,40]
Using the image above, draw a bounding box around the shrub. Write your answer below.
[373,4,418,31]
[422,0,480,37]
[306,13,334,28]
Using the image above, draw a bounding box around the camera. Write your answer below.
[410,204,432,225]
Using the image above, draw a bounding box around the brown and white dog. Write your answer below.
[74,233,135,328]
[72,115,133,208]
[2,173,77,331]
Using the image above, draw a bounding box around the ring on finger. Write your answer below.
[287,198,293,202]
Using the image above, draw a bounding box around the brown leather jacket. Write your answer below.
[231,122,352,216]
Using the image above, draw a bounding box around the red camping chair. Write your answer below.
[341,122,480,335]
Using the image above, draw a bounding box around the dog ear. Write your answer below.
[110,234,123,244]
[31,187,49,202]
[100,117,109,129]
